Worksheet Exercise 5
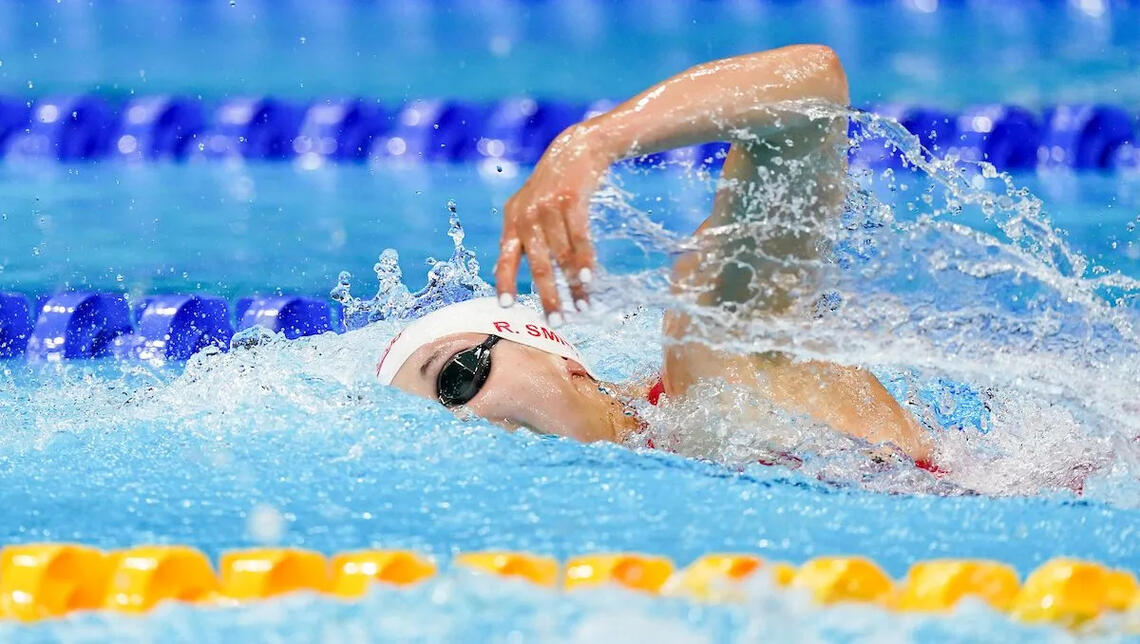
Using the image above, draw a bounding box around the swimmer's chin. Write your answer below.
[570,373,609,407]
[571,374,642,443]
[478,377,637,444]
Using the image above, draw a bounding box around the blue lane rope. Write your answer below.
[0,95,1135,170]
[0,292,335,362]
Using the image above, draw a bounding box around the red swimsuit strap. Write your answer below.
[646,378,666,406]
[914,458,946,475]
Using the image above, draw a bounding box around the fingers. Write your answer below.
[494,214,522,307]
[498,189,597,321]
[520,210,564,322]
[540,205,574,272]
[567,281,589,313]
[542,193,596,313]
[563,195,597,299]
[539,204,584,312]
[560,196,597,312]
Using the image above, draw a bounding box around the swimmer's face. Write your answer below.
[390,333,627,442]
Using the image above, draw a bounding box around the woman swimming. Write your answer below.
[377,45,935,467]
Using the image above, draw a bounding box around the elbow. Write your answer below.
[788,44,849,104]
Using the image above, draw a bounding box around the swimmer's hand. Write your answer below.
[494,123,610,322]
[495,45,848,321]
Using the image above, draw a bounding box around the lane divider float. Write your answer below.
[0,292,335,362]
[0,543,1137,630]
[0,95,1135,171]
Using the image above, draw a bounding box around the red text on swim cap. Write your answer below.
[525,323,570,347]
[493,321,519,334]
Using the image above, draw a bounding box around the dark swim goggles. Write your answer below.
[436,335,501,407]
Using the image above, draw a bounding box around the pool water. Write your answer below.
[1,0,1138,105]
[2,163,1139,298]
[3,1,1140,641]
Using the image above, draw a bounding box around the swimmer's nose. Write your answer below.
[563,357,591,379]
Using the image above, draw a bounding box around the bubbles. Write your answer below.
[230,325,282,350]
[7,101,1140,510]
[4,126,1140,640]
[248,504,285,543]
[314,105,1140,497]
[570,102,1140,498]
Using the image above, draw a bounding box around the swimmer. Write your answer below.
[378,45,935,467]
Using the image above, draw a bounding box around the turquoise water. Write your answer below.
[2,150,1140,639]
[0,284,1137,638]
[2,164,1137,298]
[3,2,1140,641]
[1,1,1138,106]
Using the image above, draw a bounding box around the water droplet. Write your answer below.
[496,165,503,173]
[116,274,124,282]
[332,202,491,328]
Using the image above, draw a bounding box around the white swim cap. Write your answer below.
[376,297,596,384]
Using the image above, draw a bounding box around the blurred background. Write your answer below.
[0,0,1137,301]
[2,0,1137,104]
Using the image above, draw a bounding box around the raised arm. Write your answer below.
[494,44,848,319]
[496,46,933,462]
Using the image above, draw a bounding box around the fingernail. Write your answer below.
[578,268,593,284]
[575,299,590,312]
[547,311,565,328]
[498,292,515,308]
